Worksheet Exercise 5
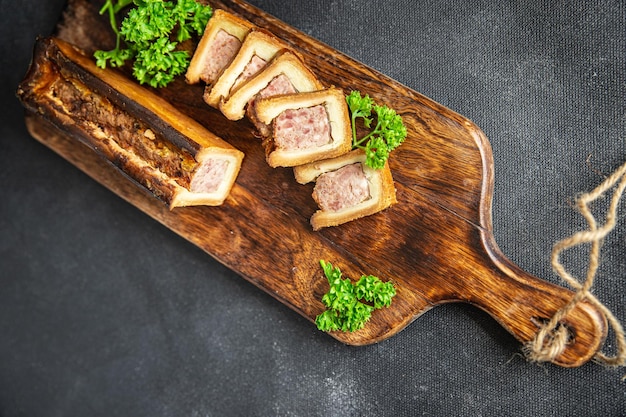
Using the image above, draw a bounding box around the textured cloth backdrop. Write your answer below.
[0,0,624,416]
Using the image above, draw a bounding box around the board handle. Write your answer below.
[473,234,608,367]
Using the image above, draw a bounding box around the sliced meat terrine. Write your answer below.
[203,29,291,108]
[294,149,397,230]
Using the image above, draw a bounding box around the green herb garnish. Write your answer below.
[315,260,396,332]
[346,90,407,170]
[94,0,213,88]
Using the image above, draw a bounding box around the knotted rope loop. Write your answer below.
[524,160,626,366]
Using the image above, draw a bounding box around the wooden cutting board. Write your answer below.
[23,0,607,367]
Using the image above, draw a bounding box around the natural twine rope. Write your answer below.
[523,160,626,367]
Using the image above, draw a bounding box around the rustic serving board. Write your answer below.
[23,0,607,367]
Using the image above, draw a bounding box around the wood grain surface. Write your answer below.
[22,0,608,367]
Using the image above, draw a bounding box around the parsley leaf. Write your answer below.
[94,0,213,88]
[346,90,407,170]
[133,37,189,87]
[315,260,396,333]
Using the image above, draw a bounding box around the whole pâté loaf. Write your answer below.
[17,37,244,208]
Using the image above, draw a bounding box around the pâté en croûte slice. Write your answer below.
[253,86,353,168]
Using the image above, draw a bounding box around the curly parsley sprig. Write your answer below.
[315,260,396,332]
[94,0,213,88]
[346,90,407,170]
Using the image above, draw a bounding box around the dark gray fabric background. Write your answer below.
[1,1,625,416]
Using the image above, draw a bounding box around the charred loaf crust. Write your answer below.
[41,38,240,156]
[186,9,256,85]
[255,87,353,167]
[219,50,324,121]
[18,37,244,208]
[292,149,397,230]
[204,28,290,108]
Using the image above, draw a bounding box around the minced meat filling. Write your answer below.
[190,158,229,193]
[257,74,297,99]
[231,54,267,93]
[49,75,197,188]
[203,29,242,83]
[273,105,331,150]
[312,163,370,212]
[247,74,298,136]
